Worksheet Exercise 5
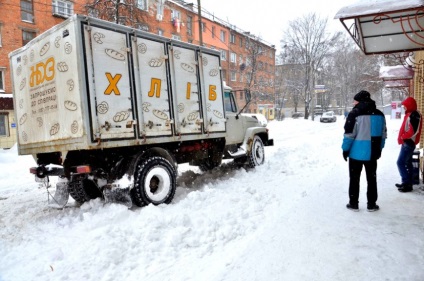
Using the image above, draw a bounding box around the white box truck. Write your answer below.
[9,15,273,207]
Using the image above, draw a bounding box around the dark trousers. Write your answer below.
[348,158,378,206]
[396,143,416,185]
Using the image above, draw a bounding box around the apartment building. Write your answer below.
[0,0,276,148]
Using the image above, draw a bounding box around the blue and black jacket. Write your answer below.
[342,100,387,161]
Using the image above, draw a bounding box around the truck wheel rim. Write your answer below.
[144,167,171,201]
[255,143,264,162]
[253,138,264,164]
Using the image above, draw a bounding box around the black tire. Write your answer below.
[248,136,265,168]
[131,156,177,207]
[68,178,102,204]
[68,180,88,204]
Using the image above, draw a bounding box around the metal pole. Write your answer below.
[197,0,203,46]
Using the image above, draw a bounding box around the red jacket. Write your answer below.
[398,97,422,145]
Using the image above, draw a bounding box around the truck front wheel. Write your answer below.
[248,136,265,168]
[131,156,177,207]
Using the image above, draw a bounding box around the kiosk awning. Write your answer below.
[335,0,424,55]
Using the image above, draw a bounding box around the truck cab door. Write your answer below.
[224,91,246,145]
[84,25,135,141]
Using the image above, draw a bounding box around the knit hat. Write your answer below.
[354,90,371,102]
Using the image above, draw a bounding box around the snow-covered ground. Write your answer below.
[1,117,423,281]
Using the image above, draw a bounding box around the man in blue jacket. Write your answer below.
[342,90,387,212]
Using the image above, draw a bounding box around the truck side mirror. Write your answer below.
[245,89,251,102]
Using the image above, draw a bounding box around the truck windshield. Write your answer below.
[224,91,237,112]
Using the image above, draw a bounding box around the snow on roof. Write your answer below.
[379,65,414,80]
[384,79,410,88]
[334,0,424,19]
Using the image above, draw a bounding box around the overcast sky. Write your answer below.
[198,0,359,53]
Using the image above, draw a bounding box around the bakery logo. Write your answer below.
[29,57,58,115]
[29,57,55,88]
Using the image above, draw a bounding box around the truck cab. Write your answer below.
[222,85,273,166]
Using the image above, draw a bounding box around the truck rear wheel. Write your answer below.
[68,180,87,204]
[68,178,102,204]
[248,136,265,168]
[131,156,177,207]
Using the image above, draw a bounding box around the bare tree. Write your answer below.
[84,0,150,27]
[241,36,273,112]
[280,13,340,119]
[275,64,304,116]
[329,34,384,110]
[244,37,263,99]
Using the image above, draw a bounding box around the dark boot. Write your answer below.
[398,184,413,192]
[346,203,359,211]
[367,204,380,212]
[395,183,404,188]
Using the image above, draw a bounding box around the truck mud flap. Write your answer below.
[264,139,274,146]
[103,184,132,208]
[48,178,70,209]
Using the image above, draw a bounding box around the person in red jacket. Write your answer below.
[396,97,422,192]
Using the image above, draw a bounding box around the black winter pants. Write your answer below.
[348,158,378,206]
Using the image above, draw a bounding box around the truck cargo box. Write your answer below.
[9,15,226,156]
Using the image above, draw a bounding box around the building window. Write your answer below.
[0,113,9,137]
[118,17,127,25]
[135,23,149,32]
[22,30,36,46]
[212,26,215,38]
[246,73,251,83]
[230,52,236,63]
[157,1,164,17]
[220,49,227,61]
[21,0,34,22]
[52,0,73,18]
[201,22,206,32]
[231,71,236,81]
[230,33,236,44]
[172,34,181,41]
[187,16,192,36]
[220,30,226,43]
[258,62,263,70]
[239,37,243,47]
[158,29,164,36]
[136,0,148,11]
[171,9,181,20]
[222,69,227,82]
[88,8,99,18]
[0,68,4,92]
